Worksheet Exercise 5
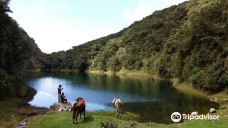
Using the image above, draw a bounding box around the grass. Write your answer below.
[173,79,228,103]
[28,110,139,128]
[172,79,208,98]
[27,109,228,128]
[0,98,22,128]
[0,98,47,128]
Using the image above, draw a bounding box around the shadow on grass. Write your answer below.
[74,115,94,125]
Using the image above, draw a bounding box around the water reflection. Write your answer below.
[26,72,218,124]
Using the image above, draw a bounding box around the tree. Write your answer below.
[0,0,12,14]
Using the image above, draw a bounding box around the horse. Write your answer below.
[112,98,122,114]
[72,97,86,124]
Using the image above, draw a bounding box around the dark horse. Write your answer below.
[72,97,86,124]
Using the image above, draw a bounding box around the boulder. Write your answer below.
[50,102,72,111]
[220,105,227,109]
[209,98,217,103]
[209,99,214,102]
[16,118,27,128]
[209,108,216,113]
[221,99,228,105]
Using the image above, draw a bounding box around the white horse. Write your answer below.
[112,98,122,114]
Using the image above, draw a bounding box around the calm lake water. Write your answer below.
[26,72,218,123]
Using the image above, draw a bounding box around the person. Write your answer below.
[60,92,67,103]
[58,85,63,102]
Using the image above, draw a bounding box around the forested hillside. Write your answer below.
[0,0,44,99]
[46,0,228,91]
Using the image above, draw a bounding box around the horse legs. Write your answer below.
[83,110,86,119]
[116,106,119,113]
[116,106,121,116]
[80,110,86,119]
[72,110,76,124]
[80,111,82,119]
[74,111,79,123]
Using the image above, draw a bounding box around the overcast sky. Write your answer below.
[9,0,187,53]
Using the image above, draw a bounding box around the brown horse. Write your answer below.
[72,97,86,124]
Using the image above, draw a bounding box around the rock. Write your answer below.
[220,105,227,109]
[58,108,63,111]
[209,98,218,103]
[50,102,72,111]
[209,108,216,113]
[191,111,198,116]
[221,99,228,105]
[16,118,27,128]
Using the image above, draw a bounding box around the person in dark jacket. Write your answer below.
[58,85,63,102]
[60,92,67,103]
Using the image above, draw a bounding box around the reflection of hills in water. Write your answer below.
[26,72,219,124]
[27,72,169,98]
[122,97,218,123]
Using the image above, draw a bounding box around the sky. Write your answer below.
[9,0,187,53]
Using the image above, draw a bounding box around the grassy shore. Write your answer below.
[0,98,23,127]
[0,98,47,128]
[27,82,228,128]
[1,89,227,128]
[87,69,153,78]
[173,79,228,102]
[27,108,228,128]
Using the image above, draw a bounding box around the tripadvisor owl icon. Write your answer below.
[171,112,182,122]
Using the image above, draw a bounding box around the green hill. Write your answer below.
[45,0,228,91]
[0,1,46,126]
[0,0,44,99]
[0,0,227,98]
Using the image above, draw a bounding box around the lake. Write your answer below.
[26,72,218,123]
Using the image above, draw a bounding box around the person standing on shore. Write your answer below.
[58,85,63,102]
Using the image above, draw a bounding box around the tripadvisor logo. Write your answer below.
[171,112,182,122]
[171,112,220,122]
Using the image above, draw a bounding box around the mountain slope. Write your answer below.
[0,0,44,99]
[46,0,228,91]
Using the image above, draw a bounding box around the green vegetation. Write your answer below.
[0,98,47,127]
[44,0,228,91]
[0,0,45,127]
[0,0,228,127]
[0,0,44,99]
[28,109,228,128]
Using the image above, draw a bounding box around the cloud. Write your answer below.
[123,1,154,23]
